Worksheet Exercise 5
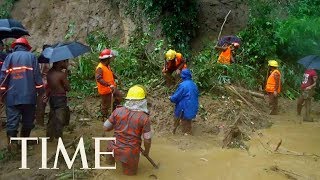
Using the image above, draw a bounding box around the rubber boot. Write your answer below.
[20,128,31,137]
[7,135,19,152]
[20,129,37,146]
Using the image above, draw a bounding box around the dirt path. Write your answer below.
[0,99,319,180]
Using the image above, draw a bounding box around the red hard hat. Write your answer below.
[99,49,113,60]
[11,37,32,51]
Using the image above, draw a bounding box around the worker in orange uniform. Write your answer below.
[215,42,240,65]
[162,49,187,86]
[265,60,281,115]
[95,49,122,121]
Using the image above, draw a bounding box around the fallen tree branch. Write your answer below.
[247,90,265,99]
[222,116,241,148]
[225,85,261,115]
[269,165,306,180]
[258,138,320,158]
[274,139,282,152]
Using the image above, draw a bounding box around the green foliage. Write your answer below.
[64,21,76,40]
[0,0,16,18]
[276,2,320,61]
[286,0,320,17]
[237,0,279,66]
[192,43,260,90]
[112,29,164,89]
[277,17,320,61]
[126,0,198,55]
[279,63,303,99]
[69,54,97,97]
[69,0,320,100]
[69,30,165,96]
[236,0,320,99]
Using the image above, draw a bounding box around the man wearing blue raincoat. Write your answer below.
[0,38,44,150]
[0,40,8,129]
[170,69,199,135]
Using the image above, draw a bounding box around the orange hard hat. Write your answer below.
[176,53,182,60]
[11,37,32,51]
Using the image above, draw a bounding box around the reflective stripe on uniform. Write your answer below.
[36,84,44,88]
[6,66,33,73]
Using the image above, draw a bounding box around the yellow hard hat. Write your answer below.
[125,85,146,100]
[165,49,176,61]
[134,84,147,97]
[268,60,279,67]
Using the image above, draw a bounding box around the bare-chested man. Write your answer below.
[45,60,70,140]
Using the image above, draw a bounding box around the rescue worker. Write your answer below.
[0,37,44,150]
[0,40,7,66]
[297,68,317,122]
[170,69,199,135]
[265,60,281,115]
[0,40,7,129]
[215,42,240,65]
[95,49,122,121]
[162,49,187,86]
[45,59,70,140]
[103,85,152,175]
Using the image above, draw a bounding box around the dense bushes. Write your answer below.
[227,0,320,99]
[69,0,320,100]
[126,0,198,55]
[0,0,15,18]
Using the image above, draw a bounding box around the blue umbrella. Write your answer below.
[0,19,29,40]
[218,35,241,46]
[298,55,320,70]
[41,41,90,63]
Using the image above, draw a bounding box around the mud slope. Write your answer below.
[9,0,248,51]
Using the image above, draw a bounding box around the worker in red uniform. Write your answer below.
[297,68,317,122]
[103,85,151,175]
[162,49,187,86]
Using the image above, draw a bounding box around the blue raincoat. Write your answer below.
[0,51,7,70]
[0,45,43,106]
[170,69,199,120]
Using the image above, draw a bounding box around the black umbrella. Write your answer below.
[298,55,320,70]
[41,42,90,63]
[0,19,29,40]
[217,35,241,46]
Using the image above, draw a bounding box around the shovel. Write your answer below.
[140,147,159,169]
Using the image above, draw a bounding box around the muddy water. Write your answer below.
[95,113,320,180]
[0,106,319,180]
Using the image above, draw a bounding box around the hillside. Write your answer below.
[9,0,248,51]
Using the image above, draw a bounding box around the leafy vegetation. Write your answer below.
[126,0,198,55]
[0,0,16,18]
[69,29,165,96]
[69,0,320,100]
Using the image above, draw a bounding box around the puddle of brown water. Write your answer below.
[94,114,320,180]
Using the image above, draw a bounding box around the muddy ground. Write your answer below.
[0,90,320,180]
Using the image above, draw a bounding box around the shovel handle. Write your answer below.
[140,147,159,169]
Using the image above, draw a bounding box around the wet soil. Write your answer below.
[0,96,319,180]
